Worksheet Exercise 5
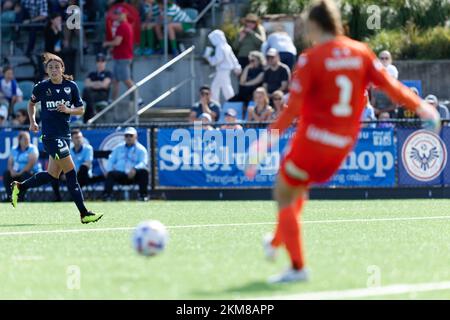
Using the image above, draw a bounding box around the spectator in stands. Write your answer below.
[0,105,10,127]
[397,87,420,127]
[204,29,242,103]
[103,7,138,102]
[425,94,450,120]
[271,90,287,120]
[12,109,30,126]
[82,53,112,122]
[233,13,266,69]
[189,85,221,122]
[3,131,41,202]
[44,12,63,55]
[229,50,265,106]
[262,48,291,97]
[70,129,94,188]
[0,66,23,113]
[377,112,395,129]
[361,92,377,128]
[136,0,157,56]
[153,0,195,55]
[261,25,297,70]
[198,112,215,130]
[103,127,149,201]
[220,108,243,130]
[247,87,273,122]
[20,0,48,56]
[379,50,398,79]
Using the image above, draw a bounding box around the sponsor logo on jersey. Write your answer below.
[402,129,447,182]
[64,87,71,94]
[325,56,362,70]
[46,99,71,110]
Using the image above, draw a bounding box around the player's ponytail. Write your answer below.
[308,0,344,36]
[42,52,74,81]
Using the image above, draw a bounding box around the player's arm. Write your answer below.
[366,48,440,131]
[57,84,85,116]
[29,88,40,133]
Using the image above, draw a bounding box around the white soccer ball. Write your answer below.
[132,220,169,256]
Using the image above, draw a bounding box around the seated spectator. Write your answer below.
[379,50,398,79]
[153,0,195,55]
[103,127,149,201]
[361,100,376,128]
[377,112,395,129]
[70,129,94,188]
[136,0,157,56]
[233,13,266,69]
[204,29,242,103]
[0,104,10,127]
[397,87,420,127]
[229,51,265,106]
[198,112,215,131]
[3,131,41,202]
[82,53,112,122]
[0,66,23,113]
[189,85,221,122]
[247,87,273,122]
[425,94,449,120]
[261,26,297,70]
[221,109,243,130]
[12,109,30,126]
[271,90,287,120]
[262,48,291,97]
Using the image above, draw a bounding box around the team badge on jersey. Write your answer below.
[64,87,71,94]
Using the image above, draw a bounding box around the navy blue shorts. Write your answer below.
[42,138,71,160]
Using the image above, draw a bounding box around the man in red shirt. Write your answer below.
[246,0,440,284]
[103,7,136,101]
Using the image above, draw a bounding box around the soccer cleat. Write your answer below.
[268,268,309,284]
[10,181,21,208]
[81,211,103,224]
[263,233,278,262]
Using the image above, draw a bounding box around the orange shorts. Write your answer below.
[279,128,355,187]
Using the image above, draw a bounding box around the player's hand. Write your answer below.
[29,121,39,133]
[56,103,71,114]
[416,100,441,133]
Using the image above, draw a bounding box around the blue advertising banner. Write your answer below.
[156,127,396,188]
[398,127,449,186]
[0,128,149,187]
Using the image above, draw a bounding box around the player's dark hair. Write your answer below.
[42,52,74,81]
[308,0,343,36]
[199,85,210,92]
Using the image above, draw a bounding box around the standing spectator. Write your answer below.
[220,108,243,130]
[271,90,288,120]
[103,127,149,201]
[136,0,157,56]
[82,53,113,122]
[0,105,10,127]
[233,13,266,69]
[153,0,195,55]
[229,51,265,106]
[3,131,41,202]
[204,29,242,103]
[20,0,48,56]
[70,129,94,188]
[12,109,30,126]
[103,7,137,101]
[247,87,273,122]
[0,66,23,114]
[189,85,221,122]
[425,94,450,120]
[261,26,297,70]
[44,12,63,55]
[262,48,291,97]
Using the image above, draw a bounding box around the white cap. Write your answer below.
[124,127,137,136]
[266,48,278,57]
[0,105,7,119]
[425,94,438,105]
[199,113,212,122]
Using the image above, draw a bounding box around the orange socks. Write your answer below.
[271,197,305,270]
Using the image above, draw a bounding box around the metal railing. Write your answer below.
[87,45,196,125]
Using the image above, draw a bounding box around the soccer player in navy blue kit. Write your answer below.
[10,53,103,224]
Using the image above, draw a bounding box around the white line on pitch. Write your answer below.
[0,215,449,237]
[252,281,450,300]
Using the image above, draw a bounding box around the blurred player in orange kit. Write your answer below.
[245,0,441,283]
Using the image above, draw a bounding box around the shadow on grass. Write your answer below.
[191,280,281,298]
[0,223,69,228]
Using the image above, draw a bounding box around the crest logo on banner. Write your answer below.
[402,130,447,182]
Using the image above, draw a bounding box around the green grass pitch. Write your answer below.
[0,199,449,299]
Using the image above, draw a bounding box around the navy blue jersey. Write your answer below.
[31,79,83,139]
